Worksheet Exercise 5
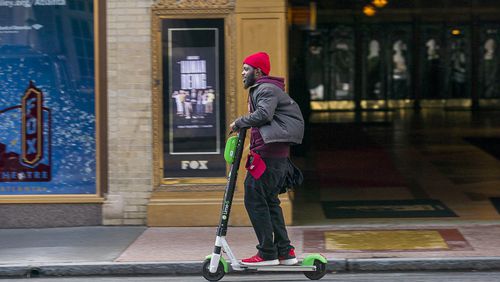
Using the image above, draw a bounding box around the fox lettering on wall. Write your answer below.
[181,160,208,170]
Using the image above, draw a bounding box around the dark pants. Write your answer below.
[244,157,293,260]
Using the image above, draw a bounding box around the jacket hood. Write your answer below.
[256,76,285,91]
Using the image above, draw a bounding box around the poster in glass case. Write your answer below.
[162,19,226,179]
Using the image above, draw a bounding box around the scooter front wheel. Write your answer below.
[202,259,225,281]
[304,259,327,280]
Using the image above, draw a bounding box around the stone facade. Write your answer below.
[104,0,155,225]
[103,0,289,226]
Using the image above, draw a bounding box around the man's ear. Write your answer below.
[255,68,263,78]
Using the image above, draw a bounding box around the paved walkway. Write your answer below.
[116,223,500,262]
[1,223,500,277]
[0,226,145,264]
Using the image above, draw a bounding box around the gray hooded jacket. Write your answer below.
[234,77,304,145]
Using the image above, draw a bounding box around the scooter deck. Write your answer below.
[238,264,316,272]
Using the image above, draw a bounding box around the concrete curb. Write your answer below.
[0,262,203,278]
[1,257,500,278]
[345,257,500,272]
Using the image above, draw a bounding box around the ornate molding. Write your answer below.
[151,13,162,188]
[226,13,237,122]
[153,0,235,14]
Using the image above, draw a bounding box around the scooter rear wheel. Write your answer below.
[304,259,327,280]
[202,259,225,281]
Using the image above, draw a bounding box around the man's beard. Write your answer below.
[243,71,256,89]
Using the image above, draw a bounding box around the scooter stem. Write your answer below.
[210,128,247,273]
[216,128,247,237]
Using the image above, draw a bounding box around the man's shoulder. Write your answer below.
[252,82,283,95]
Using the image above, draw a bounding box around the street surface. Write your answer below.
[2,272,500,281]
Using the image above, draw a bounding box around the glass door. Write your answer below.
[444,25,471,108]
[479,23,500,107]
[327,25,356,109]
[420,24,446,105]
[362,24,387,109]
[328,25,355,100]
[306,31,328,110]
[386,24,413,108]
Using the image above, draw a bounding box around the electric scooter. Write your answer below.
[202,128,328,281]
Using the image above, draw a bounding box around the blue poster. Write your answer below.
[0,0,96,195]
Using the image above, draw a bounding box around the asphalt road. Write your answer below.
[2,272,500,282]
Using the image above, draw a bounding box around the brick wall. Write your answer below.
[104,0,154,225]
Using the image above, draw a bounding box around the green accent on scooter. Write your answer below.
[205,254,229,273]
[224,135,238,164]
[301,254,327,266]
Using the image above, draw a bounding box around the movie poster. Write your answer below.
[162,19,226,179]
[0,0,96,195]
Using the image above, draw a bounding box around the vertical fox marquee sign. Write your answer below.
[22,82,44,168]
[0,82,51,183]
[0,1,97,196]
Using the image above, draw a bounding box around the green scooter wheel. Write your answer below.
[304,259,327,280]
[202,259,225,281]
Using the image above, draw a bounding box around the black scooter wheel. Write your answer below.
[202,259,225,281]
[304,259,327,280]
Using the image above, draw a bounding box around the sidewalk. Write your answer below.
[1,223,500,278]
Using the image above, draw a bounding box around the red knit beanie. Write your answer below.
[243,52,270,75]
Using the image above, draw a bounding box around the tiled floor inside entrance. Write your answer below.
[293,109,500,225]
